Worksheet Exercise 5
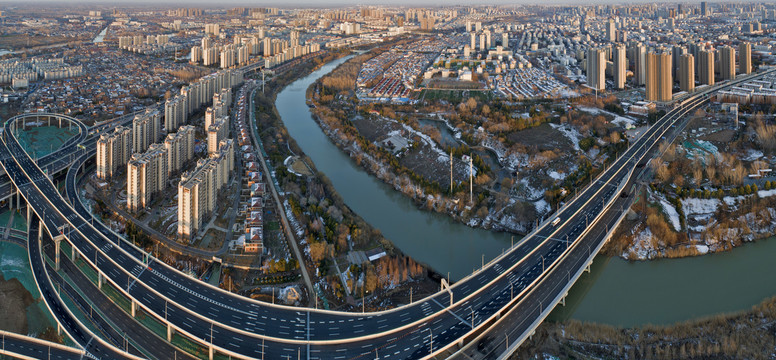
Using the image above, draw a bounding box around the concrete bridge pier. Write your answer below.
[14,188,21,212]
[167,324,173,342]
[53,236,63,272]
[97,272,103,289]
[209,346,214,360]
[131,299,136,317]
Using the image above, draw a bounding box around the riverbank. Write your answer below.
[517,295,776,359]
[602,178,776,262]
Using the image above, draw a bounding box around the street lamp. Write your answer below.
[468,306,475,328]
[426,328,433,354]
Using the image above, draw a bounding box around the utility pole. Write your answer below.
[469,154,473,204]
[450,149,453,194]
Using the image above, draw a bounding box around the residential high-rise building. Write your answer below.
[205,23,220,36]
[127,143,168,212]
[485,30,492,49]
[190,46,202,63]
[699,49,715,85]
[177,140,234,241]
[163,125,196,176]
[646,50,673,102]
[606,20,616,42]
[220,45,236,69]
[613,44,627,89]
[720,46,736,81]
[132,109,161,154]
[165,96,187,132]
[501,32,509,48]
[672,45,687,79]
[262,37,272,57]
[586,47,606,91]
[419,16,435,31]
[96,127,132,180]
[207,118,229,154]
[203,47,218,66]
[629,43,647,86]
[739,42,752,75]
[701,1,709,16]
[679,53,695,92]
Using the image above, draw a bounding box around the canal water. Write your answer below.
[272,55,776,326]
[93,27,107,43]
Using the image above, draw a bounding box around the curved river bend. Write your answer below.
[276,56,511,282]
[272,55,776,327]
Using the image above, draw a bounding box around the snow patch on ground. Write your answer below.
[624,228,657,260]
[695,244,709,254]
[547,170,566,181]
[742,149,764,162]
[577,106,601,115]
[657,197,681,231]
[533,199,550,216]
[611,115,637,128]
[681,198,720,216]
[519,178,546,200]
[723,195,745,206]
[758,189,776,198]
[549,123,581,151]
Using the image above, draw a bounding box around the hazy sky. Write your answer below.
[7,0,714,6]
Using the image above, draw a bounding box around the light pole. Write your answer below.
[426,328,433,354]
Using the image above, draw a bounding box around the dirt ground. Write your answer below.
[399,143,469,187]
[289,158,313,176]
[698,129,736,146]
[351,115,403,142]
[0,274,34,334]
[507,122,573,151]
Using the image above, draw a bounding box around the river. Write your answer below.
[93,27,108,43]
[276,56,511,281]
[272,55,776,326]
